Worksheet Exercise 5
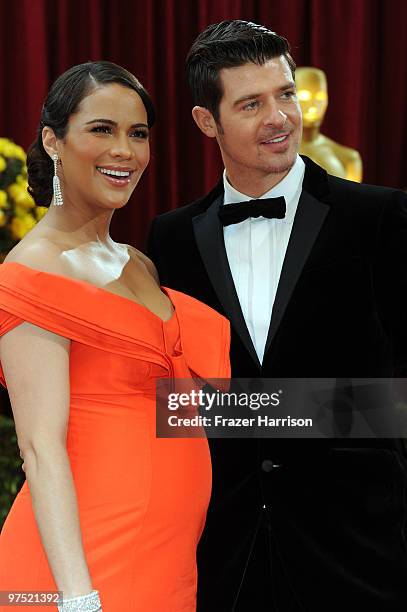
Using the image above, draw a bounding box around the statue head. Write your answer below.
[295,67,328,128]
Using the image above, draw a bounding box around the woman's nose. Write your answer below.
[110,135,132,158]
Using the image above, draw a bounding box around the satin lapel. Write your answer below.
[264,189,329,355]
[192,195,260,367]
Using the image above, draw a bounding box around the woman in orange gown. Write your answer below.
[0,62,230,612]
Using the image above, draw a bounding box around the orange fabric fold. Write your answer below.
[0,262,230,381]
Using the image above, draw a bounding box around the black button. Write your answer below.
[261,459,281,473]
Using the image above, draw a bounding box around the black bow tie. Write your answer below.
[218,196,286,227]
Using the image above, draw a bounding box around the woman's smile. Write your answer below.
[96,165,135,188]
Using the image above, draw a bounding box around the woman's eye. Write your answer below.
[131,130,149,139]
[91,125,111,134]
[90,126,148,139]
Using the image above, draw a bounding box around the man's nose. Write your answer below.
[263,102,287,129]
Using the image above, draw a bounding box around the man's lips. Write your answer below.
[259,133,290,145]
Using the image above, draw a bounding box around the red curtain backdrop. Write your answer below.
[0,0,406,248]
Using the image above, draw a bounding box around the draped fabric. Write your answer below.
[0,0,406,248]
[0,262,230,610]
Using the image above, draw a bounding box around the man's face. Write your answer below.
[214,56,302,193]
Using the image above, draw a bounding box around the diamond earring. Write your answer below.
[52,154,63,206]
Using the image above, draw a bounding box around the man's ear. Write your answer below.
[42,126,59,160]
[191,106,218,138]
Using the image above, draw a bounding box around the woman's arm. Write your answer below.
[0,321,93,599]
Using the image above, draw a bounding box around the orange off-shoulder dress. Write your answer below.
[0,262,230,612]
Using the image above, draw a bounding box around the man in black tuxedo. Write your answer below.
[148,20,407,612]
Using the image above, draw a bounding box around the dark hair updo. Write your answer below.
[27,60,156,206]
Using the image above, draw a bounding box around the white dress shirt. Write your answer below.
[222,155,305,363]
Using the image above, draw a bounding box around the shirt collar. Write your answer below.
[222,154,305,208]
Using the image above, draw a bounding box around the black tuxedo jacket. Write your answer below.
[148,157,407,611]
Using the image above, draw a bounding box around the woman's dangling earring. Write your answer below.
[52,154,63,206]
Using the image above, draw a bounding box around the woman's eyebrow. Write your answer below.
[85,118,148,128]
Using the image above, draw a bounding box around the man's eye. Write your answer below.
[282,91,296,99]
[91,125,111,134]
[243,101,259,111]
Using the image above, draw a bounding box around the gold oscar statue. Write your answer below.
[296,67,362,182]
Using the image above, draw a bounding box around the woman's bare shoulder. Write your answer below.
[4,238,70,276]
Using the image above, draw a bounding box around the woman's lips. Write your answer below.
[96,167,133,187]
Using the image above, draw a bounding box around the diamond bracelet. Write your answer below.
[57,589,101,611]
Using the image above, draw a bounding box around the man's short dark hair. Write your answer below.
[186,20,296,123]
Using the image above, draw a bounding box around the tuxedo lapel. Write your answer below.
[192,195,261,367]
[264,188,329,356]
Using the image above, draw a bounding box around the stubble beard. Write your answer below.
[259,130,301,177]
[264,153,296,176]
[218,128,299,189]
